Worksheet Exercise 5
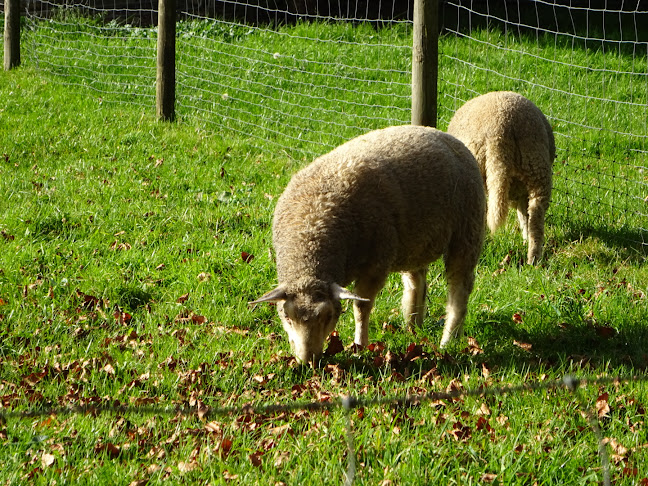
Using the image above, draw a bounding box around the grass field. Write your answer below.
[1,17,648,485]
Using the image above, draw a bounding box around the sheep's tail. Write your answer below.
[484,144,510,234]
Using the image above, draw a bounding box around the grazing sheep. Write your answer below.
[251,125,485,364]
[446,91,555,264]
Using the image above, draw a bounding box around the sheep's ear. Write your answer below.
[332,283,370,302]
[249,286,287,306]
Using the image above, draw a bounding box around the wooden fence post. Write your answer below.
[4,0,21,70]
[156,0,176,121]
[411,0,439,127]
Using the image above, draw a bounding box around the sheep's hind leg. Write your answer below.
[401,268,427,330]
[514,196,530,242]
[352,274,387,347]
[526,195,549,265]
[440,252,477,348]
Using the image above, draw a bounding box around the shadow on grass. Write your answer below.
[329,311,648,384]
[553,221,647,264]
[476,313,648,372]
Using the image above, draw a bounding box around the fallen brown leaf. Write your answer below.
[216,438,233,458]
[476,402,492,416]
[268,423,292,437]
[476,416,493,433]
[597,393,611,418]
[594,324,616,339]
[274,451,290,467]
[191,314,207,324]
[223,471,239,481]
[205,422,223,434]
[197,400,209,420]
[41,453,55,468]
[481,362,491,379]
[95,442,121,459]
[604,437,628,456]
[249,451,264,468]
[178,461,199,473]
[22,370,47,387]
[449,421,472,441]
[403,343,423,362]
[368,342,386,353]
[466,336,483,355]
[513,340,533,352]
[421,367,441,384]
[446,378,463,393]
[100,362,115,375]
[324,363,345,383]
[324,332,344,356]
[129,480,149,486]
[114,307,132,325]
[496,415,510,429]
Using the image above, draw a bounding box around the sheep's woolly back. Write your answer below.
[446,91,555,233]
[272,125,485,292]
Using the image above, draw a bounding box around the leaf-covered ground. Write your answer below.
[1,63,648,484]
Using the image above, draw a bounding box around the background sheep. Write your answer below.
[251,125,485,364]
[446,91,555,264]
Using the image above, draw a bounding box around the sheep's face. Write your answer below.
[251,282,369,365]
[277,294,341,365]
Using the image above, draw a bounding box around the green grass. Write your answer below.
[22,13,648,241]
[1,18,648,485]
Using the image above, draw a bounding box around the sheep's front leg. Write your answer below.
[401,268,427,329]
[352,275,387,347]
[352,300,373,347]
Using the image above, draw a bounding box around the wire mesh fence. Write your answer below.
[20,0,413,155]
[3,371,648,485]
[11,0,648,245]
[439,1,648,245]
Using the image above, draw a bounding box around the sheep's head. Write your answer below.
[251,282,368,365]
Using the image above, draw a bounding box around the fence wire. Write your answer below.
[441,1,648,245]
[19,0,648,245]
[3,373,647,484]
